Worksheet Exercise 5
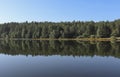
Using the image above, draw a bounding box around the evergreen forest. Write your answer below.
[0,19,120,39]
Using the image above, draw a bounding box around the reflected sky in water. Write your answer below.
[0,54,120,77]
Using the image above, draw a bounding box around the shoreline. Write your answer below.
[0,37,119,41]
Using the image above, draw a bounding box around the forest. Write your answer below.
[0,19,120,39]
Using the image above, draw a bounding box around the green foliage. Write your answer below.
[82,33,89,37]
[97,22,111,38]
[90,35,95,38]
[41,26,49,38]
[0,19,119,38]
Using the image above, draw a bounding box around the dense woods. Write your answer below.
[0,19,120,39]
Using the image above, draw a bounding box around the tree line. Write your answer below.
[0,19,120,38]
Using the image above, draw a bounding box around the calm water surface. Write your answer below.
[0,40,120,77]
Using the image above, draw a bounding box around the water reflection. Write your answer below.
[0,40,120,58]
[0,55,120,77]
[0,40,120,77]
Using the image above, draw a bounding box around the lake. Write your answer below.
[0,40,120,77]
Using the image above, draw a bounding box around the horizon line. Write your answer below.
[0,19,119,24]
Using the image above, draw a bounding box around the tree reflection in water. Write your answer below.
[0,40,120,58]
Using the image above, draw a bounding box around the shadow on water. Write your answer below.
[0,40,120,58]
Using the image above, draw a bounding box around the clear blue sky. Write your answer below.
[0,0,120,23]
